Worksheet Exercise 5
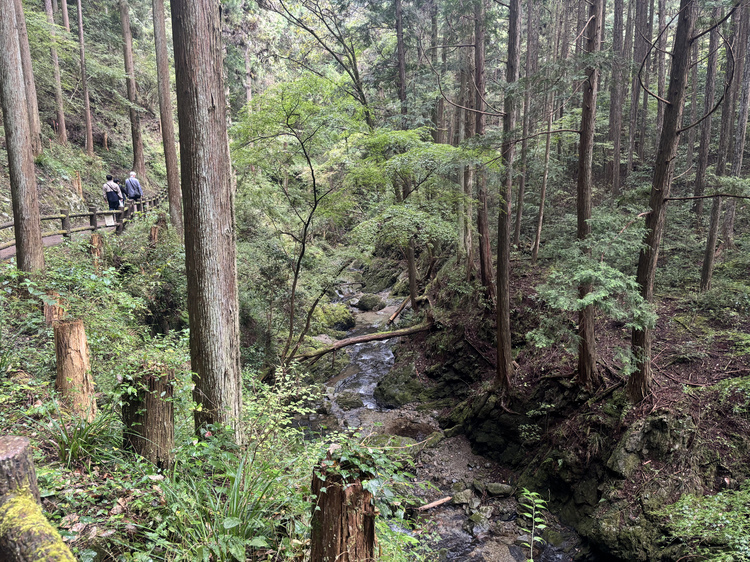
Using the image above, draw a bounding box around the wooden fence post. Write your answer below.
[54,320,97,422]
[89,206,98,231]
[60,209,70,239]
[310,445,375,562]
[0,436,76,562]
[122,363,175,469]
[75,171,82,197]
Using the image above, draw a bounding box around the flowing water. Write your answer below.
[316,287,587,561]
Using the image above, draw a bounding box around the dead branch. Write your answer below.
[295,321,434,361]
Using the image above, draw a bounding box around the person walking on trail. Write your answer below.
[125,171,143,202]
[102,175,123,211]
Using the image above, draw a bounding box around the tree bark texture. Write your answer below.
[608,0,624,194]
[626,0,648,173]
[60,0,69,31]
[692,8,719,218]
[120,0,146,178]
[43,290,65,326]
[514,0,537,247]
[12,0,42,156]
[474,1,494,299]
[152,0,183,239]
[310,456,375,562]
[577,0,604,390]
[76,0,94,157]
[170,0,242,440]
[44,0,67,144]
[629,0,695,403]
[0,0,45,273]
[699,195,722,292]
[685,42,698,170]
[496,0,520,392]
[0,436,76,562]
[655,0,666,134]
[54,320,97,421]
[122,364,175,469]
[722,15,750,249]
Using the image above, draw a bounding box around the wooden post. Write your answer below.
[88,206,98,231]
[54,320,97,422]
[0,436,76,562]
[115,209,124,235]
[60,209,70,239]
[43,290,65,326]
[90,232,103,271]
[310,446,375,562]
[122,363,175,469]
[75,171,82,196]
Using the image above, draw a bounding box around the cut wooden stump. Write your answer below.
[0,436,75,562]
[122,363,175,469]
[310,447,375,562]
[54,320,97,422]
[90,231,104,270]
[148,213,168,247]
[43,290,65,326]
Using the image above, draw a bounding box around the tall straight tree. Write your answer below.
[701,18,750,291]
[629,0,696,403]
[577,0,604,389]
[60,0,69,31]
[152,0,183,238]
[496,0,520,393]
[0,0,45,272]
[120,0,146,178]
[44,0,67,144]
[626,0,648,173]
[13,0,41,156]
[76,0,93,157]
[475,0,494,301]
[692,6,720,218]
[170,0,242,440]
[608,0,624,194]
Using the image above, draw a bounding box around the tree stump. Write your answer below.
[54,320,97,422]
[0,436,75,562]
[90,231,104,270]
[43,291,65,326]
[122,363,175,469]
[310,447,375,562]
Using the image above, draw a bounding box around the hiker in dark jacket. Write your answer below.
[125,171,143,202]
[102,175,123,210]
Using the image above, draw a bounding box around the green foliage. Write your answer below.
[36,402,121,470]
[528,206,656,351]
[518,488,548,562]
[659,480,750,561]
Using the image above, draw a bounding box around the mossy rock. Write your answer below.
[336,391,364,410]
[361,258,401,292]
[355,294,385,311]
[313,302,355,332]
[374,362,424,408]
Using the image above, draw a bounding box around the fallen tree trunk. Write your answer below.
[387,296,411,325]
[296,321,433,362]
[0,436,75,562]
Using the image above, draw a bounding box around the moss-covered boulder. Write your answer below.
[361,258,401,292]
[335,391,364,410]
[374,362,424,408]
[354,294,385,312]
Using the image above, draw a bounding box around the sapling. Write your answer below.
[519,487,548,562]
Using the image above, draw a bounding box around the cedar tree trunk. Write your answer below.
[0,0,45,273]
[120,0,146,178]
[170,0,242,440]
[629,0,695,403]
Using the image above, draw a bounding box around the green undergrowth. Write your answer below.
[0,233,433,561]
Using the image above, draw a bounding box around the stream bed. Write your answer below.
[309,287,592,561]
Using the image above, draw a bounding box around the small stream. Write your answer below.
[313,285,588,561]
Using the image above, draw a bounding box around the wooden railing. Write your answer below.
[0,187,168,251]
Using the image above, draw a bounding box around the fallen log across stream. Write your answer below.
[295,321,434,363]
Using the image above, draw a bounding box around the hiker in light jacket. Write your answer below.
[125,171,143,202]
[102,175,123,210]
